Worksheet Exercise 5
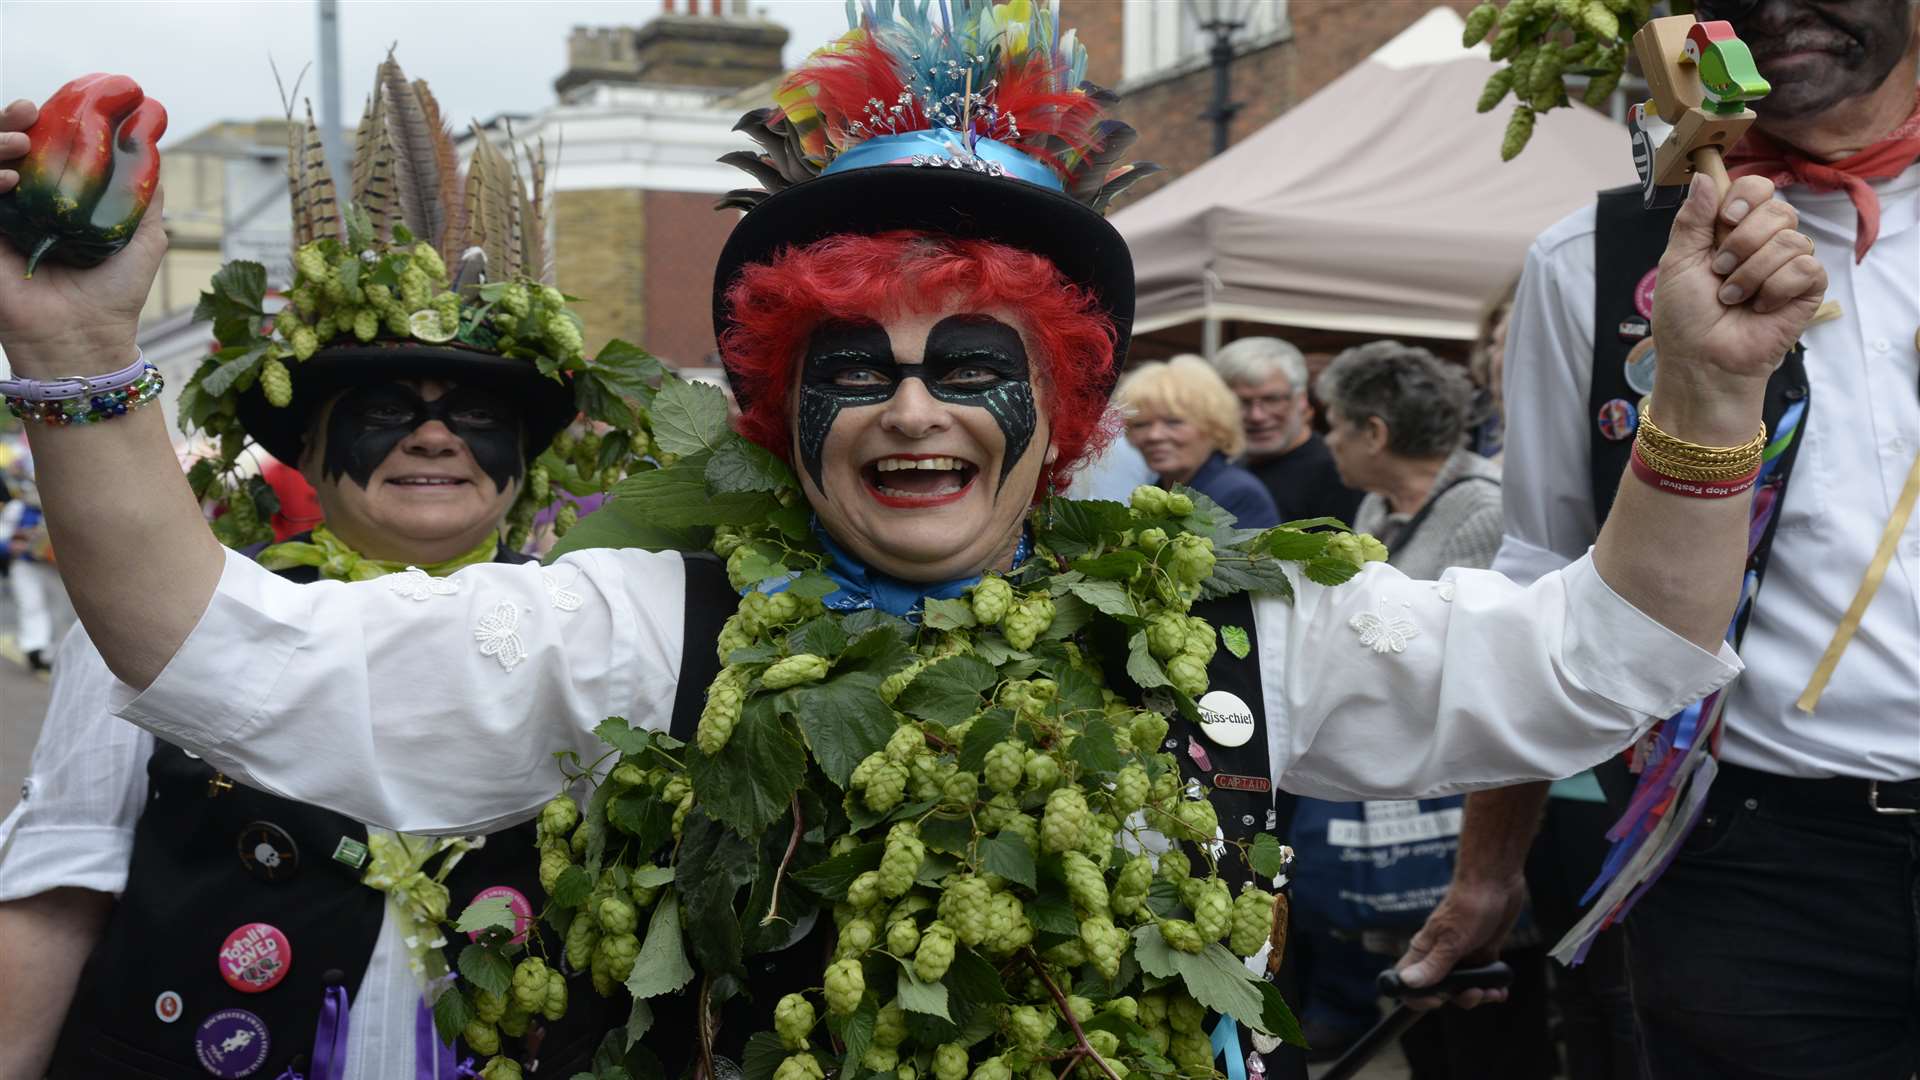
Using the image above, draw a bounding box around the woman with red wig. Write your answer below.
[0,0,1825,1072]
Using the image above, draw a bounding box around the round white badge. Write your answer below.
[155,990,184,1023]
[1196,690,1256,748]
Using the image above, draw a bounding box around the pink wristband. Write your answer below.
[1629,446,1760,499]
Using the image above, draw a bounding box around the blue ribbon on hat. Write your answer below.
[822,129,1065,192]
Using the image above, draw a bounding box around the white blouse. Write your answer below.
[108,546,1740,835]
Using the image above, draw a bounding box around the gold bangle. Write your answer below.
[1637,403,1767,464]
[1632,450,1763,482]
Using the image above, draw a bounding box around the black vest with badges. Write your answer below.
[1588,185,1813,802]
[51,545,619,1079]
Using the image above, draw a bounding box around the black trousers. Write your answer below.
[1528,796,1642,1080]
[1626,764,1920,1079]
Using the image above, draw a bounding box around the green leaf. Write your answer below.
[1039,593,1095,641]
[1220,625,1251,660]
[625,996,654,1049]
[918,814,973,856]
[1266,529,1330,561]
[788,570,840,600]
[742,1031,788,1080]
[1255,977,1307,1047]
[835,624,915,678]
[1200,553,1296,602]
[585,767,616,873]
[212,260,268,313]
[552,865,594,908]
[895,966,952,1020]
[920,596,977,631]
[608,465,783,528]
[1126,632,1171,690]
[971,637,1029,666]
[588,339,667,405]
[1072,550,1149,581]
[784,616,849,659]
[595,716,655,757]
[792,841,883,899]
[1277,516,1350,531]
[199,344,271,398]
[545,497,701,560]
[1171,942,1271,1033]
[689,696,807,834]
[956,709,1014,772]
[454,895,517,934]
[595,430,634,475]
[1129,923,1181,978]
[626,894,697,999]
[833,994,879,1075]
[674,809,758,976]
[1249,832,1287,880]
[457,942,513,998]
[980,831,1037,890]
[1068,719,1124,775]
[1026,886,1079,936]
[431,982,475,1045]
[631,865,676,888]
[1304,556,1361,587]
[896,655,998,725]
[1038,498,1132,558]
[577,368,639,430]
[943,947,1010,1006]
[1067,579,1137,620]
[608,789,674,854]
[785,671,895,788]
[650,378,732,457]
[706,437,795,494]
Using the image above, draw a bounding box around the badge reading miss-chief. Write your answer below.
[1196,690,1256,748]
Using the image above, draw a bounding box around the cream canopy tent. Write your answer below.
[1113,7,1638,345]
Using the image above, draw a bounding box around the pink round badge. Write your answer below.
[218,922,292,994]
[1634,268,1659,320]
[466,885,534,945]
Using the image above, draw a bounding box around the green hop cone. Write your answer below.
[1002,595,1055,651]
[823,958,864,1016]
[480,1054,523,1080]
[1008,1004,1055,1050]
[565,915,599,972]
[1111,854,1154,916]
[1463,1,1498,42]
[1080,914,1126,978]
[537,844,570,893]
[539,795,580,841]
[294,244,331,283]
[763,653,830,690]
[915,920,958,982]
[1061,851,1109,915]
[933,1044,970,1080]
[1230,887,1276,958]
[1023,751,1062,792]
[1170,1030,1212,1074]
[886,916,920,955]
[872,1002,908,1048]
[1112,763,1150,816]
[1166,653,1208,698]
[878,834,926,898]
[697,676,745,755]
[970,1057,1012,1080]
[497,283,531,317]
[862,1046,900,1073]
[1168,992,1206,1033]
[884,722,924,764]
[774,993,816,1050]
[1174,798,1218,842]
[1192,878,1232,941]
[938,876,995,947]
[352,307,379,343]
[1131,712,1171,752]
[835,916,878,960]
[473,987,508,1024]
[775,1054,826,1080]
[970,575,1014,625]
[1166,491,1194,517]
[862,762,909,813]
[1041,787,1089,854]
[527,464,550,506]
[1145,612,1187,661]
[1130,484,1170,517]
[596,894,638,936]
[499,1003,532,1038]
[1477,66,1515,113]
[510,957,551,1012]
[1159,917,1205,953]
[544,310,584,362]
[259,357,294,407]
[1502,104,1536,162]
[542,969,567,1022]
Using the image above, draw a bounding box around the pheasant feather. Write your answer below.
[380,53,444,246]
[297,103,341,246]
[350,86,395,240]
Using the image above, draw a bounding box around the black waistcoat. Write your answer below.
[1586,185,1812,802]
[51,546,618,1078]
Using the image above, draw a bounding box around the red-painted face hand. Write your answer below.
[792,306,1056,583]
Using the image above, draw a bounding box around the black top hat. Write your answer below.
[709,2,1157,405]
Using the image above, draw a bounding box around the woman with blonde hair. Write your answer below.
[1116,354,1281,528]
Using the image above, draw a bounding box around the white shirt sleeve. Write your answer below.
[109,546,689,836]
[1253,554,1741,801]
[0,627,152,900]
[1494,210,1601,587]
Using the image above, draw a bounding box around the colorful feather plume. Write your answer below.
[719,0,1155,212]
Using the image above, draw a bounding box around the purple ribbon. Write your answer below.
[415,993,479,1079]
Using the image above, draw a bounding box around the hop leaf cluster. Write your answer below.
[1463,0,1642,159]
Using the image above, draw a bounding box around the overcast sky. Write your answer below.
[0,1,852,147]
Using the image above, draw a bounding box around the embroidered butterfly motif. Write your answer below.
[475,602,527,671]
[1349,600,1419,654]
[541,567,583,613]
[386,567,460,602]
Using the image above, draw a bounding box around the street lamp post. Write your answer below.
[1185,0,1255,156]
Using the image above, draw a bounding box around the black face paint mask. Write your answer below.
[795,315,1038,497]
[321,382,525,491]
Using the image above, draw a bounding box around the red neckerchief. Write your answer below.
[1724,88,1920,262]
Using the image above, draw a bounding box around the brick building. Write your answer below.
[1065,0,1481,205]
[498,0,788,373]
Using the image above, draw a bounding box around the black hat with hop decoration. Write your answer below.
[182,51,582,474]
[711,0,1156,403]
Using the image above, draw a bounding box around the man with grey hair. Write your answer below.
[1212,336,1363,524]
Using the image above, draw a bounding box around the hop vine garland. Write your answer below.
[441,372,1388,1080]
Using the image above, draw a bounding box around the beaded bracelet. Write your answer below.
[5,363,165,425]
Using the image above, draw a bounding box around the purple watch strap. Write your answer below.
[0,350,148,402]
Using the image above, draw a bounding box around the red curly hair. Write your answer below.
[721,231,1119,497]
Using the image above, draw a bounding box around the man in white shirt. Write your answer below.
[1397,3,1920,1076]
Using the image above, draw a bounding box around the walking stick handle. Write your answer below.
[1375,960,1513,1000]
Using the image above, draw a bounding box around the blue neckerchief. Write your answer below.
[759,521,1032,619]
